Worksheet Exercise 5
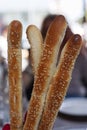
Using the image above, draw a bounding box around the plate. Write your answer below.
[53,126,87,130]
[59,98,87,120]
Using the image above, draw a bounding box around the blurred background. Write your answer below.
[0,0,87,65]
[0,0,86,69]
[1,0,87,127]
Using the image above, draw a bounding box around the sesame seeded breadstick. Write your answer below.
[7,20,23,130]
[38,34,82,130]
[23,15,67,130]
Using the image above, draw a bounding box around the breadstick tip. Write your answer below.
[7,20,22,48]
[68,34,82,50]
[72,34,82,44]
[26,25,36,34]
[26,25,41,42]
[49,15,67,29]
[55,15,66,21]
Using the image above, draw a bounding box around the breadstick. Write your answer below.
[26,25,43,74]
[23,15,67,130]
[7,20,23,130]
[38,34,82,130]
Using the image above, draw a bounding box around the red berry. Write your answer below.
[2,124,10,130]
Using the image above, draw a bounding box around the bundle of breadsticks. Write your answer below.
[7,15,82,130]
